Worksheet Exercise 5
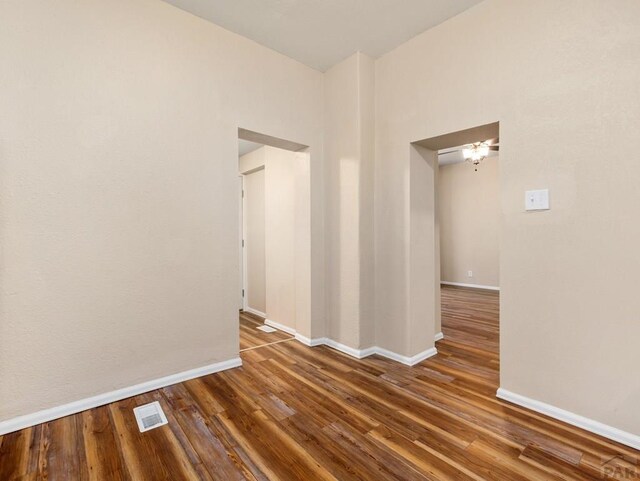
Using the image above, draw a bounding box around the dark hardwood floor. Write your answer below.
[1,286,637,480]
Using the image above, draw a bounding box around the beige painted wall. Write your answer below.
[0,0,324,423]
[439,157,500,287]
[243,168,266,313]
[323,52,375,349]
[2,0,640,443]
[239,148,267,314]
[238,147,266,174]
[264,146,298,330]
[408,145,439,355]
[239,146,300,330]
[375,0,640,435]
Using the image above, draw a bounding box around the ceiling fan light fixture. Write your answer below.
[462,147,473,159]
[478,143,490,158]
[463,141,490,169]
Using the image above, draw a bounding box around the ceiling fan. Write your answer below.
[441,138,499,171]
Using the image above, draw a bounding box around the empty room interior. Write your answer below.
[1,1,640,480]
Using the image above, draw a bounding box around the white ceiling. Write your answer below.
[161,0,483,71]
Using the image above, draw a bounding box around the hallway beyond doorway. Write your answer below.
[440,284,499,357]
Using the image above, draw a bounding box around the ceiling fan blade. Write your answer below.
[438,148,463,155]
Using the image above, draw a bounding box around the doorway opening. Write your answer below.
[237,128,311,352]
[411,121,501,376]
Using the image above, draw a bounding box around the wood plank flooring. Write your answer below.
[239,311,294,351]
[1,286,638,480]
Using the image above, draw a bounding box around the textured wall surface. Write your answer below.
[439,157,500,287]
[375,0,640,434]
[243,168,266,313]
[3,0,640,441]
[0,0,324,422]
[323,53,376,349]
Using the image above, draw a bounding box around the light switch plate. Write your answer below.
[525,189,549,211]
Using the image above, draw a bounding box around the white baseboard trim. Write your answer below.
[294,333,328,347]
[375,346,438,366]
[271,325,438,367]
[323,339,377,359]
[264,319,297,336]
[319,339,437,367]
[0,357,242,436]
[435,332,444,341]
[243,307,266,319]
[441,281,500,291]
[497,388,640,451]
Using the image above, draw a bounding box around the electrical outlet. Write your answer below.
[468,270,473,278]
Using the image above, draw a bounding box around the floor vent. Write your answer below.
[133,401,168,433]
[257,325,277,333]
